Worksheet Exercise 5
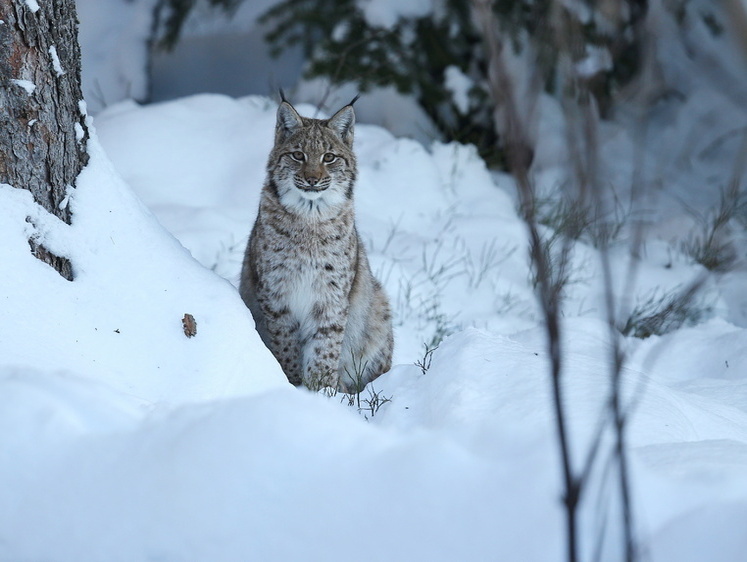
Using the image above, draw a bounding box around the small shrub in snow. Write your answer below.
[415,343,437,375]
[527,190,627,250]
[337,382,392,420]
[358,384,392,419]
[462,238,516,289]
[392,236,462,349]
[620,284,711,339]
[681,182,746,272]
[208,235,246,278]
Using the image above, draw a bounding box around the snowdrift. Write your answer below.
[1,94,747,560]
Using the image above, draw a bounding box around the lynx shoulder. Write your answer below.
[239,97,393,392]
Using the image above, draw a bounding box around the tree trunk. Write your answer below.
[0,0,90,281]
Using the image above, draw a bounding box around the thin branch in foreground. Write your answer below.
[471,2,582,561]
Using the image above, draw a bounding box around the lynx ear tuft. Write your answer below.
[328,104,355,146]
[276,101,303,142]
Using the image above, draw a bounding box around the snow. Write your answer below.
[3,0,747,559]
[48,45,65,76]
[357,0,433,29]
[575,45,613,78]
[10,78,36,95]
[24,0,39,13]
[0,127,284,406]
[444,65,472,114]
[1,89,746,559]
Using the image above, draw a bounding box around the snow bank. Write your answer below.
[0,382,560,561]
[3,86,747,559]
[3,321,747,560]
[0,126,285,407]
[92,94,747,560]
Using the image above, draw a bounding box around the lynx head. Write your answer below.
[267,98,358,216]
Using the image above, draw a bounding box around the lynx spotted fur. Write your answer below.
[239,98,393,392]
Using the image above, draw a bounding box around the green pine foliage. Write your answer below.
[260,0,503,162]
[153,0,726,170]
[259,0,647,167]
[261,0,501,161]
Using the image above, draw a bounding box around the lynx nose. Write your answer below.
[303,169,326,190]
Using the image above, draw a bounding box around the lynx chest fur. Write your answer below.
[240,98,393,392]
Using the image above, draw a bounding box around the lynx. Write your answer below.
[239,96,393,392]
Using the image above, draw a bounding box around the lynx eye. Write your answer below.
[322,153,337,163]
[290,151,305,161]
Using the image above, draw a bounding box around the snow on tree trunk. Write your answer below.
[0,0,90,281]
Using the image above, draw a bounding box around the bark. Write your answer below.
[0,0,90,281]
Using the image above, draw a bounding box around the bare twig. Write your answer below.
[552,0,640,556]
[471,2,581,560]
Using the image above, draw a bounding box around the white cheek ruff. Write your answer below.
[298,190,324,201]
[277,178,348,216]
